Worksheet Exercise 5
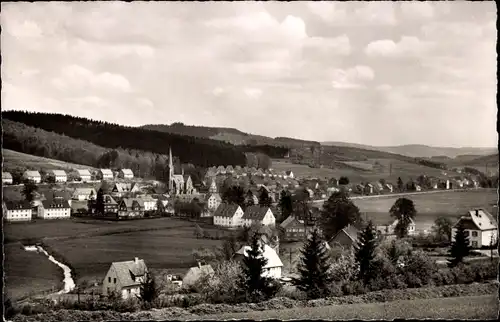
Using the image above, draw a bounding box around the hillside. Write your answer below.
[2,149,97,173]
[3,111,247,168]
[321,142,497,159]
[141,123,320,148]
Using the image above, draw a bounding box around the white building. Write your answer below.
[213,203,244,228]
[102,258,147,299]
[39,199,71,219]
[23,170,41,184]
[72,188,97,201]
[2,172,13,185]
[50,170,67,183]
[136,195,157,211]
[98,169,114,180]
[235,244,283,279]
[452,209,498,248]
[241,205,276,227]
[205,193,222,212]
[3,201,32,221]
[75,169,92,182]
[119,169,134,179]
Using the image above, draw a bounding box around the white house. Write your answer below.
[385,183,394,193]
[111,182,140,197]
[39,199,71,219]
[235,244,283,279]
[119,169,134,179]
[452,209,498,248]
[2,172,13,185]
[241,205,276,227]
[102,258,147,299]
[136,195,157,211]
[213,203,244,228]
[415,184,422,192]
[205,193,222,212]
[75,169,92,182]
[23,170,41,184]
[182,263,215,287]
[49,170,67,183]
[72,188,97,201]
[98,169,114,180]
[284,170,294,179]
[376,217,417,237]
[3,201,32,221]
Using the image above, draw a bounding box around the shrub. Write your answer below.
[432,269,455,286]
[341,280,367,296]
[452,264,475,284]
[405,272,424,288]
[197,260,245,304]
[402,250,438,286]
[329,250,359,282]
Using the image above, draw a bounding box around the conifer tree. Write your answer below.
[354,221,378,284]
[448,222,471,268]
[258,189,273,207]
[138,272,159,306]
[239,232,273,302]
[293,228,333,299]
[95,188,105,215]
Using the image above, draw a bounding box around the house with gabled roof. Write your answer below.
[72,187,97,201]
[49,170,67,183]
[2,172,13,185]
[284,170,294,179]
[182,263,215,287]
[102,257,147,299]
[242,205,275,227]
[111,182,140,197]
[3,201,32,221]
[75,169,92,182]
[376,217,416,238]
[117,198,145,218]
[119,169,134,179]
[452,209,498,248]
[216,165,226,175]
[23,170,41,184]
[234,244,283,279]
[328,224,360,250]
[205,192,222,212]
[384,183,394,193]
[98,169,114,180]
[280,215,307,241]
[213,203,244,228]
[39,199,71,219]
[135,195,157,211]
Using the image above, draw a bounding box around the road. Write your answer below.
[183,295,499,321]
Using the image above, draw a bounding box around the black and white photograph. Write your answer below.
[1,1,498,320]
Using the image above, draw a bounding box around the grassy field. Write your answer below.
[192,295,498,320]
[4,243,63,301]
[352,190,498,231]
[2,149,96,173]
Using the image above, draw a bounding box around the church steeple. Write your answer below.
[168,147,174,192]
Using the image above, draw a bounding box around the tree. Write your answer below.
[194,224,204,239]
[21,180,38,203]
[339,176,349,185]
[137,271,160,305]
[447,222,471,268]
[354,221,378,284]
[319,191,362,240]
[222,186,245,207]
[278,190,293,222]
[397,177,404,192]
[432,216,453,242]
[218,234,240,261]
[258,189,273,207]
[239,232,275,302]
[244,190,256,209]
[95,188,105,215]
[389,198,417,238]
[292,229,333,299]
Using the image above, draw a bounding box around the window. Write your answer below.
[471,241,478,248]
[108,277,111,283]
[472,231,478,237]
[464,231,470,236]
[114,278,117,284]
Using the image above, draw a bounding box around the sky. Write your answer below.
[1,1,497,147]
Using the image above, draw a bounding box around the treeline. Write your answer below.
[240,144,289,158]
[141,122,246,138]
[415,158,447,170]
[2,120,177,181]
[3,111,247,167]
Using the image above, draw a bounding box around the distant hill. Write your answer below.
[321,142,497,159]
[140,123,320,148]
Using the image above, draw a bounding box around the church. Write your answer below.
[169,148,195,195]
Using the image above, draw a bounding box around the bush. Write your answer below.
[432,269,456,286]
[329,250,359,282]
[341,280,367,296]
[197,260,246,304]
[452,264,475,285]
[276,287,308,301]
[402,250,438,286]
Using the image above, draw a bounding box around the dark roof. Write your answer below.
[455,217,480,230]
[332,225,360,243]
[111,259,147,287]
[4,201,32,210]
[42,199,70,209]
[214,203,240,218]
[242,205,270,220]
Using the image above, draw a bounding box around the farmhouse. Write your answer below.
[75,169,92,182]
[385,183,394,193]
[245,190,259,206]
[111,182,140,197]
[2,172,13,185]
[117,198,145,218]
[182,263,215,287]
[103,194,119,214]
[102,257,147,300]
[213,203,244,228]
[328,225,360,250]
[280,215,307,241]
[23,170,41,184]
[205,192,222,211]
[49,170,67,183]
[39,199,71,219]
[3,201,32,221]
[234,244,283,279]
[72,188,97,201]
[136,195,157,211]
[376,218,417,237]
[119,169,134,179]
[364,183,374,195]
[98,169,114,180]
[452,209,498,248]
[284,170,294,179]
[242,205,276,227]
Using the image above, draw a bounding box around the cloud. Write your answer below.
[421,22,484,39]
[307,2,347,23]
[307,2,396,26]
[365,36,430,57]
[243,87,263,99]
[51,65,131,93]
[211,87,226,97]
[376,84,392,91]
[354,2,396,25]
[400,2,434,19]
[303,35,351,56]
[331,65,375,89]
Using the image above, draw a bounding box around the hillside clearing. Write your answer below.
[2,149,96,173]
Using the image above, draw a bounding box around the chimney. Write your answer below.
[475,209,479,216]
[134,257,139,264]
[198,261,202,268]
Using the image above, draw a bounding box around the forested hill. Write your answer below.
[2,111,247,167]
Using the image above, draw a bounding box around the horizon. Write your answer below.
[2,1,497,147]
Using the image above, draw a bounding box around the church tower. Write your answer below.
[168,147,174,192]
